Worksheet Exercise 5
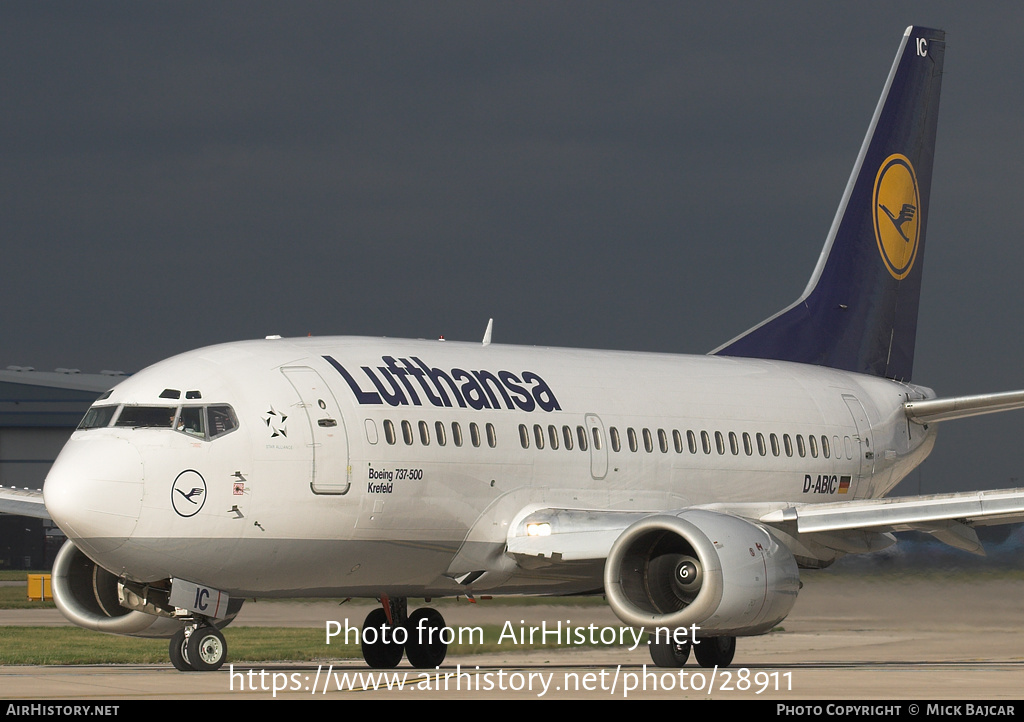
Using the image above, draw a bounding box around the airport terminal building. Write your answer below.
[0,367,117,569]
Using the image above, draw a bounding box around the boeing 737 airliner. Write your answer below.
[4,26,1024,673]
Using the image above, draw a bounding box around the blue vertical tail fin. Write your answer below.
[713,26,945,382]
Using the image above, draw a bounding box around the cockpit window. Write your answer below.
[84,403,238,439]
[115,406,177,428]
[207,405,238,439]
[78,406,117,430]
[177,406,205,437]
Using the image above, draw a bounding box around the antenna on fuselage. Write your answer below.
[482,318,493,347]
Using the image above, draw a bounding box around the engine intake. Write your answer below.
[604,510,799,635]
[52,540,183,638]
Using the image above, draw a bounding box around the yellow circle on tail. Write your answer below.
[873,154,920,280]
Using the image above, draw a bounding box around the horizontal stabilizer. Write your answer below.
[905,390,1024,423]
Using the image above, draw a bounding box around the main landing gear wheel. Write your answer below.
[186,626,228,672]
[648,633,691,667]
[169,627,194,671]
[361,607,405,669]
[405,608,448,669]
[694,635,736,668]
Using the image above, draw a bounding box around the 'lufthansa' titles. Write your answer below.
[324,356,561,412]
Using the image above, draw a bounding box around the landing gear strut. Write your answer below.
[169,621,228,672]
[360,596,449,669]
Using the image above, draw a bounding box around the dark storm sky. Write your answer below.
[4,2,1024,494]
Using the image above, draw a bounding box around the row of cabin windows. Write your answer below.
[517,423,601,451]
[606,427,838,460]
[382,419,497,449]
[517,423,845,461]
[375,419,851,462]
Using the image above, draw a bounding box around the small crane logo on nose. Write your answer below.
[171,470,207,517]
[176,487,204,504]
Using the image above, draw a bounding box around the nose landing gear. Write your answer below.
[169,622,228,672]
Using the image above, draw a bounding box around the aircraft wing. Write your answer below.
[0,487,50,520]
[757,487,1024,555]
[507,486,1024,566]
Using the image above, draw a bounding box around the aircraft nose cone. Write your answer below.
[43,435,144,556]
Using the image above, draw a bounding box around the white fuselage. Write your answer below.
[42,336,937,599]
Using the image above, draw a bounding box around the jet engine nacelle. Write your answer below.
[604,509,799,636]
[51,540,242,638]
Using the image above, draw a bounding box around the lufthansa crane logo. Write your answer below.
[171,469,207,517]
[873,154,920,280]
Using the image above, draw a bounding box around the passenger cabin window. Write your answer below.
[470,422,481,448]
[384,420,397,445]
[534,424,545,449]
[402,420,414,445]
[610,427,621,452]
[451,422,463,447]
[627,428,638,453]
[519,424,530,449]
[418,420,430,445]
[486,423,497,448]
[577,425,589,451]
[435,421,447,446]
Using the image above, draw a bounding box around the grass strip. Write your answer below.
[0,624,632,666]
